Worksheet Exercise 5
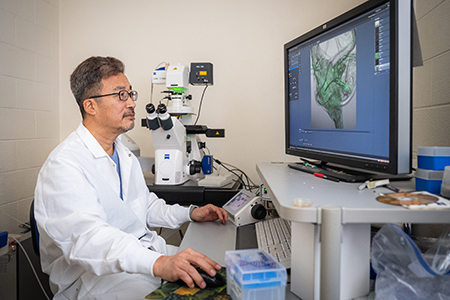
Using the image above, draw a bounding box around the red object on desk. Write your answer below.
[313,172,340,182]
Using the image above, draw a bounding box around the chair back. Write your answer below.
[29,200,40,256]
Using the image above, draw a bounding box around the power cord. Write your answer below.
[221,161,259,191]
[194,84,208,125]
[213,158,259,192]
[11,236,51,300]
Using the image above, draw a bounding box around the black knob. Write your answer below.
[157,103,167,114]
[151,164,155,175]
[146,103,156,114]
[251,204,266,220]
[189,161,202,175]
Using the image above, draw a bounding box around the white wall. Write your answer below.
[0,0,59,234]
[59,0,364,185]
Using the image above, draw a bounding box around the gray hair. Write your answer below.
[70,56,125,118]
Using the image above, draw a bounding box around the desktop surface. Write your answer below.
[257,162,449,225]
[179,221,235,266]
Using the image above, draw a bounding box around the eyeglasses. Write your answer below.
[90,90,138,102]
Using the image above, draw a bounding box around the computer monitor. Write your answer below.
[284,0,413,181]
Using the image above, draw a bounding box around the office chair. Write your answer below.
[22,199,53,300]
[29,199,40,256]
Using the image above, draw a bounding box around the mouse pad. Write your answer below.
[145,267,231,299]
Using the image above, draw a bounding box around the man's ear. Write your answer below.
[83,98,96,116]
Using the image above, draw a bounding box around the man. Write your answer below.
[34,56,228,300]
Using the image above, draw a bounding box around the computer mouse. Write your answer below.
[196,267,226,288]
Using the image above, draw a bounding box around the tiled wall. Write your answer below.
[0,0,59,235]
[411,0,450,237]
[413,0,450,152]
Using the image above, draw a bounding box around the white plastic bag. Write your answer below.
[371,223,450,300]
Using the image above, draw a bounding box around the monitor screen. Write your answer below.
[284,0,412,178]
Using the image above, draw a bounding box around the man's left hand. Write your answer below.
[190,204,228,224]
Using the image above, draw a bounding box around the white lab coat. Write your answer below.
[34,123,191,299]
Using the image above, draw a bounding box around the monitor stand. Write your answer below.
[288,161,412,183]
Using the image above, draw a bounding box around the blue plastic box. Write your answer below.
[417,147,450,171]
[0,231,8,256]
[415,168,444,194]
[0,231,7,248]
[225,249,287,300]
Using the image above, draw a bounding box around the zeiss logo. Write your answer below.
[164,154,170,160]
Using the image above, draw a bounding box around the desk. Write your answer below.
[256,162,450,300]
[146,174,241,206]
[179,221,301,300]
[140,156,241,206]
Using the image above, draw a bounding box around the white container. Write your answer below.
[225,249,287,300]
[441,166,450,198]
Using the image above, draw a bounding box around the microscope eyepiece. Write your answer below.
[156,103,173,130]
[145,103,156,114]
[157,103,167,114]
[145,103,160,131]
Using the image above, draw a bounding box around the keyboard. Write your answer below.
[255,218,291,269]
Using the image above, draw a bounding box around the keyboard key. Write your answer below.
[255,218,291,269]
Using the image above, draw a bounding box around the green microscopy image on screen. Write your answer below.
[311,29,357,129]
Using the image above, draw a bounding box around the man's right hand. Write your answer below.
[153,248,221,289]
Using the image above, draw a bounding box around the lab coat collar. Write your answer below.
[76,123,134,201]
[76,123,110,159]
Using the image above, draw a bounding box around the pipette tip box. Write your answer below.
[415,168,444,194]
[225,248,287,300]
[417,147,450,171]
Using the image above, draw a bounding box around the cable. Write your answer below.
[219,161,259,191]
[213,158,259,192]
[11,237,51,300]
[19,222,31,233]
[194,84,208,125]
[150,82,154,104]
[203,146,210,155]
[213,159,246,188]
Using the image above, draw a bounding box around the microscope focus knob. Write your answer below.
[251,204,266,220]
[146,103,156,114]
[189,160,202,175]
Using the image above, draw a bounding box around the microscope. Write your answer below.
[143,63,224,185]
